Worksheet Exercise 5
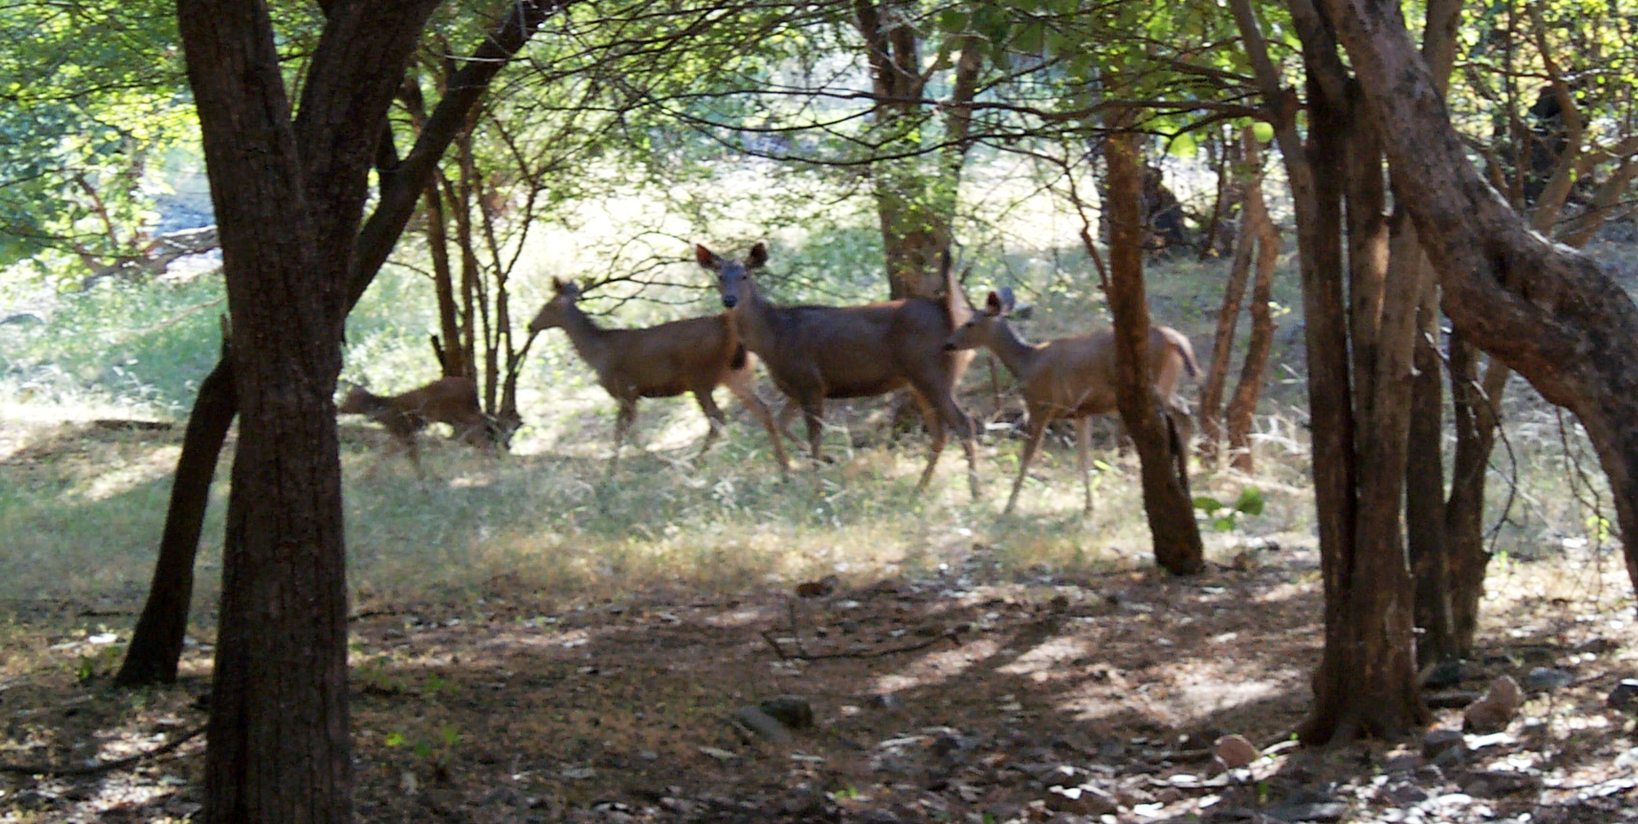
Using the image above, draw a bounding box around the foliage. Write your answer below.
[1193,486,1265,532]
[0,0,194,275]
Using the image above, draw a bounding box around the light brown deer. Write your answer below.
[697,242,981,498]
[527,278,790,475]
[944,288,1199,514]
[338,376,497,476]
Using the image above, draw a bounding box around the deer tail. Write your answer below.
[1164,328,1201,379]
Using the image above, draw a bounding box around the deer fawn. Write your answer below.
[337,376,497,477]
[527,278,790,475]
[944,288,1199,515]
[698,242,981,498]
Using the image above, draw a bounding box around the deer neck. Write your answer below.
[984,322,1041,379]
[731,281,780,355]
[556,303,614,372]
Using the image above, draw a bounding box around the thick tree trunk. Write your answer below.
[1325,0,1638,601]
[116,0,566,690]
[1106,128,1204,576]
[1225,133,1280,472]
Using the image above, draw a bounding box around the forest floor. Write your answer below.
[2,416,1636,823]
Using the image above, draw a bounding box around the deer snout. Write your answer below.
[942,341,956,351]
[722,294,738,309]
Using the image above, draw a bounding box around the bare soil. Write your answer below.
[4,531,1636,823]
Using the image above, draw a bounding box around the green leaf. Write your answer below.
[1233,487,1265,516]
[384,732,405,747]
[1168,131,1198,157]
[1193,496,1225,513]
[1252,122,1275,143]
[1213,516,1237,532]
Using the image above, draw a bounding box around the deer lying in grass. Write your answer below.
[698,242,981,498]
[338,376,497,477]
[527,278,790,475]
[944,288,1199,515]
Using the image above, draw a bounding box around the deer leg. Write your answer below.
[693,387,726,457]
[400,435,425,480]
[945,397,981,500]
[1006,411,1051,515]
[609,399,637,474]
[1075,416,1094,514]
[723,372,791,476]
[800,396,833,464]
[774,398,803,443]
[910,391,946,492]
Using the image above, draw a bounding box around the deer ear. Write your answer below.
[997,286,1017,314]
[695,244,719,270]
[985,291,1004,315]
[746,242,768,270]
[552,277,565,291]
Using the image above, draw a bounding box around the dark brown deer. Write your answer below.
[527,278,790,475]
[697,242,980,498]
[337,376,497,476]
[944,288,1199,514]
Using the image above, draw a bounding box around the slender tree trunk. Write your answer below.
[1405,226,1453,667]
[426,181,466,379]
[1197,188,1254,465]
[1225,145,1279,472]
[1106,127,1205,576]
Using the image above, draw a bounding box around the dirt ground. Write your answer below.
[4,531,1637,823]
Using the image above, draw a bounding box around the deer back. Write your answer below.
[593,314,741,399]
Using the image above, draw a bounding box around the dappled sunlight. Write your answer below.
[996,634,1093,681]
[873,637,1004,694]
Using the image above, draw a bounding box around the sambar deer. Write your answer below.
[338,376,497,477]
[944,288,1199,515]
[527,278,790,475]
[697,242,981,498]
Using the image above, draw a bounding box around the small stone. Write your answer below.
[1422,660,1469,688]
[1267,802,1348,822]
[1045,783,1120,816]
[1377,783,1429,805]
[858,809,900,824]
[1461,771,1542,798]
[1463,676,1522,733]
[1382,753,1423,773]
[1213,734,1259,769]
[869,692,903,710]
[1522,667,1574,692]
[758,695,815,730]
[1606,678,1638,711]
[1423,729,1468,765]
[732,706,792,742]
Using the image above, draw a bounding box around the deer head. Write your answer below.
[944,288,1017,351]
[696,242,768,310]
[528,277,584,334]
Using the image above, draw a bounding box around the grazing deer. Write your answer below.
[944,288,1199,515]
[697,242,981,498]
[338,376,497,477]
[527,278,790,475]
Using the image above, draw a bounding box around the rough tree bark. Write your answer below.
[1196,156,1255,465]
[1105,127,1205,576]
[1322,0,1638,602]
[116,0,569,689]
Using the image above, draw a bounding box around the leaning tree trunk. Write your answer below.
[116,0,568,689]
[1105,127,1204,576]
[113,338,234,688]
[1324,0,1638,601]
